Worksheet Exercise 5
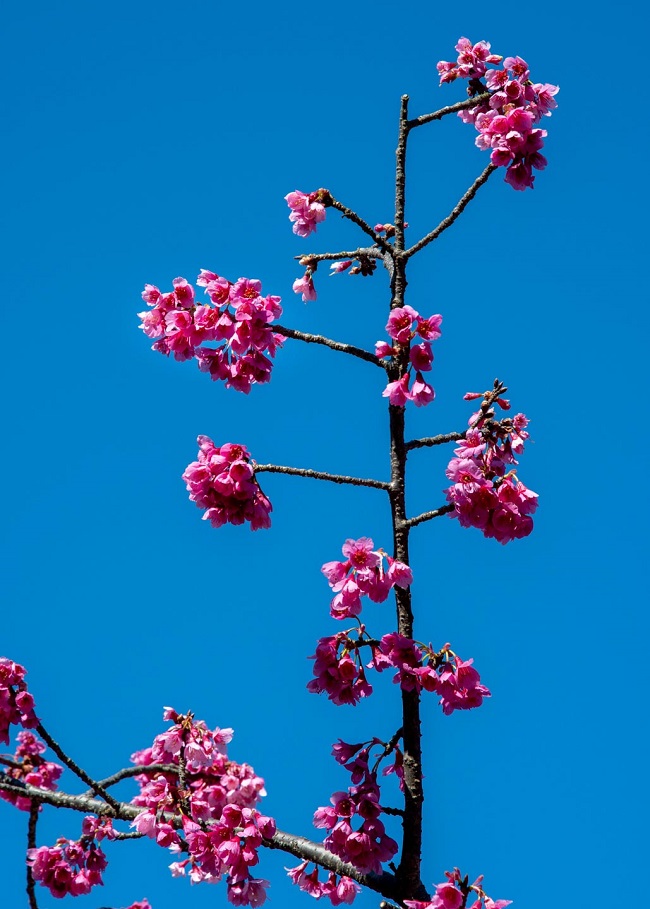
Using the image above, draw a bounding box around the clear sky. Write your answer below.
[3,1,648,908]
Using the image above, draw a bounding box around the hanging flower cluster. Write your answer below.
[378,306,442,407]
[27,817,115,899]
[285,189,332,237]
[0,658,38,745]
[183,437,272,530]
[321,537,413,620]
[444,392,538,543]
[286,863,360,905]
[138,271,283,394]
[405,868,511,909]
[0,731,62,812]
[130,707,274,905]
[437,37,559,190]
[307,631,373,707]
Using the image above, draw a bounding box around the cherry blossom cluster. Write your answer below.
[183,436,272,530]
[287,863,360,905]
[0,730,62,811]
[373,637,491,714]
[405,868,511,909]
[285,189,332,237]
[27,816,115,899]
[321,537,413,620]
[377,306,443,407]
[437,37,559,191]
[0,657,38,745]
[444,393,538,544]
[308,630,373,706]
[138,271,283,394]
[130,708,274,905]
[309,742,398,876]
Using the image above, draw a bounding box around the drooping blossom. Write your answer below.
[130,708,274,905]
[183,437,272,531]
[444,393,538,543]
[378,307,442,406]
[0,730,63,811]
[293,270,317,302]
[437,38,559,190]
[307,631,373,706]
[138,270,283,394]
[0,657,39,745]
[286,862,361,905]
[406,869,511,909]
[321,537,413,620]
[285,189,331,237]
[27,819,114,899]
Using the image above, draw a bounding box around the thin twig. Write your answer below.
[254,464,391,492]
[83,763,180,795]
[274,324,385,368]
[405,431,465,451]
[328,198,393,255]
[407,92,491,128]
[33,721,122,814]
[405,504,455,528]
[27,801,39,909]
[293,247,384,263]
[405,164,497,258]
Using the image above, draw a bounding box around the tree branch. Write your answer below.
[294,247,384,263]
[405,164,497,258]
[406,92,491,128]
[327,197,394,255]
[274,324,385,368]
[26,801,39,909]
[254,464,391,492]
[405,504,455,528]
[405,431,465,451]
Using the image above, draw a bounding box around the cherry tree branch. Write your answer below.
[27,801,39,909]
[293,247,384,263]
[327,196,394,255]
[405,431,465,451]
[405,504,455,528]
[406,92,491,128]
[274,324,385,368]
[404,164,497,258]
[254,463,391,491]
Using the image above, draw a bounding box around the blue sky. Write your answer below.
[2,1,648,908]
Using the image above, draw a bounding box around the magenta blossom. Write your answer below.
[322,538,412,620]
[285,189,330,237]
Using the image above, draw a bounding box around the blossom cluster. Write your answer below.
[183,436,272,530]
[321,537,413,620]
[437,37,559,190]
[373,636,491,714]
[138,271,283,394]
[285,189,331,237]
[0,657,38,745]
[405,868,511,909]
[444,393,538,543]
[377,305,442,407]
[287,863,360,905]
[0,730,62,811]
[130,708,274,905]
[309,629,489,715]
[27,816,115,899]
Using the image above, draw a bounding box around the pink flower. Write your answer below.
[386,306,418,343]
[292,272,317,302]
[382,374,411,406]
[330,260,353,274]
[285,190,328,237]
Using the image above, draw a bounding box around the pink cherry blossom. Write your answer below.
[285,189,329,237]
[0,731,63,811]
[321,538,412,619]
[292,271,317,302]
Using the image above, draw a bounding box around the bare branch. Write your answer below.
[405,504,455,528]
[405,164,497,258]
[293,247,384,263]
[327,197,394,255]
[84,763,180,795]
[405,431,465,451]
[407,92,491,128]
[27,801,39,909]
[274,324,385,368]
[254,463,391,492]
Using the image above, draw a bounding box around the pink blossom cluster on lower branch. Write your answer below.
[183,437,272,530]
[437,37,559,190]
[405,868,511,909]
[321,537,413,619]
[0,657,38,744]
[27,816,115,898]
[0,730,62,811]
[378,305,442,407]
[130,708,274,905]
[138,271,283,393]
[445,393,538,543]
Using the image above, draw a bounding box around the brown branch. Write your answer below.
[405,504,455,528]
[405,431,465,451]
[406,92,491,128]
[274,324,385,368]
[394,95,409,255]
[327,197,394,255]
[254,464,391,492]
[405,164,497,258]
[27,801,39,909]
[83,763,180,795]
[293,247,384,263]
